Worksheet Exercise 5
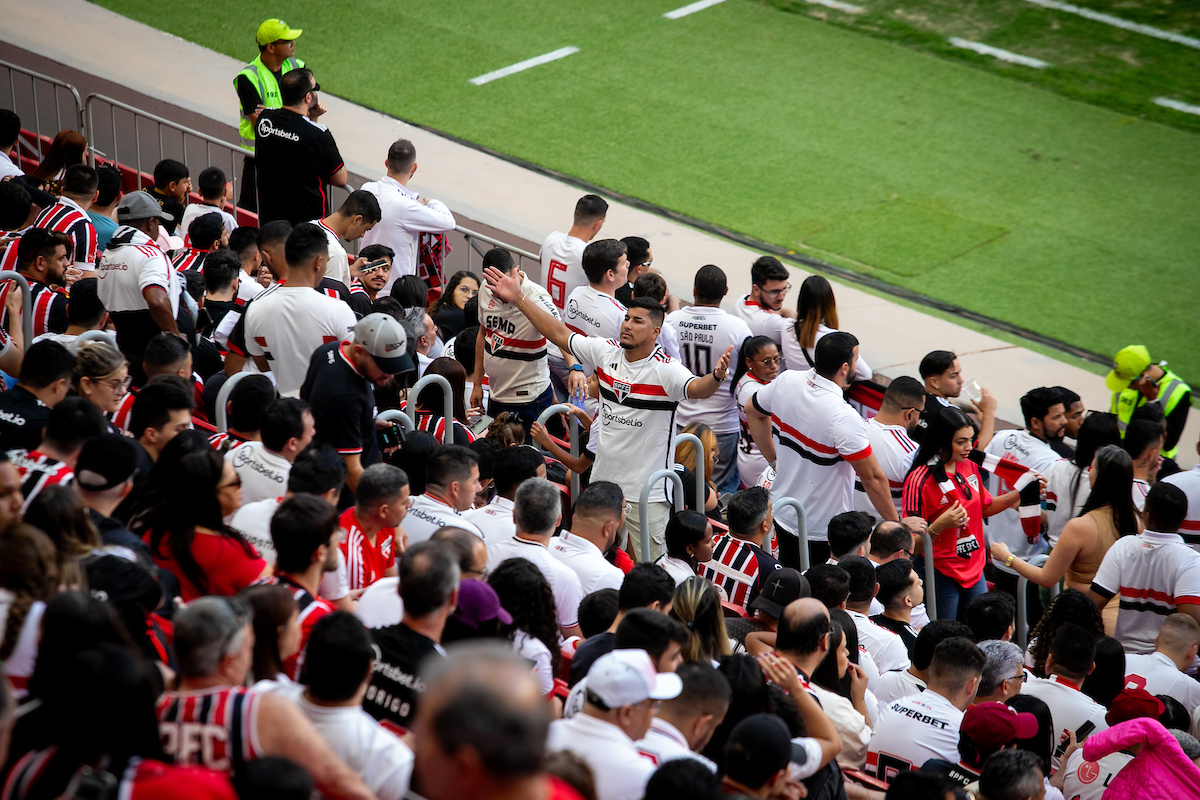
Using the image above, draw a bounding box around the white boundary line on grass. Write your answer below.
[469,47,580,86]
[1154,97,1200,116]
[1023,0,1200,50]
[804,0,866,14]
[948,37,1051,68]
[664,0,727,19]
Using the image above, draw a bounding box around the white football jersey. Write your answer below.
[658,320,682,361]
[540,231,587,311]
[563,286,625,376]
[854,418,917,520]
[243,284,356,397]
[666,306,752,434]
[1062,747,1133,800]
[984,429,1060,575]
[477,272,558,404]
[1021,676,1109,771]
[1162,466,1200,552]
[731,295,788,352]
[311,218,352,286]
[1124,651,1200,717]
[736,373,773,488]
[866,690,963,783]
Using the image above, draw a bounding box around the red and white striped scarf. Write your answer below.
[929,450,1042,543]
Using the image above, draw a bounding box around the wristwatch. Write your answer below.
[1004,555,1015,568]
[569,364,584,373]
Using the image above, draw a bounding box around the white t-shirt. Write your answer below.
[736,373,773,489]
[731,295,788,353]
[404,493,484,545]
[228,496,282,566]
[547,714,656,800]
[1124,651,1200,718]
[872,669,926,711]
[781,323,872,383]
[243,284,356,397]
[751,369,873,540]
[549,530,625,594]
[487,535,584,629]
[238,269,266,304]
[477,272,558,404]
[866,690,964,782]
[984,429,1060,575]
[655,554,696,586]
[1162,465,1200,552]
[658,321,682,361]
[311,218,351,286]
[564,285,625,354]
[1021,675,1109,771]
[1062,746,1133,800]
[1045,458,1089,549]
[0,597,44,699]
[635,717,717,771]
[277,684,414,800]
[667,306,752,435]
[1091,530,1200,654]
[96,226,181,315]
[180,203,237,240]
[854,418,917,521]
[568,334,696,505]
[540,231,587,312]
[811,684,873,766]
[226,441,291,505]
[462,495,516,544]
[848,609,910,674]
[1132,478,1150,512]
[355,576,403,629]
[514,629,554,696]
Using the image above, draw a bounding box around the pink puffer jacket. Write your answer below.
[1080,717,1200,800]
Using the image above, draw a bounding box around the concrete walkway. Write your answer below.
[3,0,1194,466]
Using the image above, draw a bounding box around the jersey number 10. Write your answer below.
[681,343,712,375]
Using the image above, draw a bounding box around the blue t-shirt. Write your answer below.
[89,211,119,251]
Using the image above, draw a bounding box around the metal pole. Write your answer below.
[920,530,938,622]
[771,497,809,572]
[377,408,415,434]
[406,374,454,443]
[1016,554,1057,647]
[70,330,117,351]
[213,371,254,432]
[639,468,685,564]
[536,403,581,499]
[673,431,706,513]
[0,273,33,350]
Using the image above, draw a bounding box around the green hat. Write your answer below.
[256,19,302,47]
[1105,345,1151,393]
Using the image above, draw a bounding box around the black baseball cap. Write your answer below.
[748,568,809,618]
[75,433,140,491]
[724,714,807,788]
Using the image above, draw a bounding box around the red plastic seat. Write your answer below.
[722,601,749,619]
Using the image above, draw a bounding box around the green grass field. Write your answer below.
[93,0,1200,383]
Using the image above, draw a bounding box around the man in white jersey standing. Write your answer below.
[853,377,924,527]
[541,194,607,312]
[1162,433,1200,551]
[731,257,794,358]
[745,331,898,568]
[552,239,629,411]
[667,265,752,494]
[483,267,733,563]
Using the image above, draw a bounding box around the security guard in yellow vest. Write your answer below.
[233,19,324,210]
[1106,344,1192,461]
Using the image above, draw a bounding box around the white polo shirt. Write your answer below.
[1062,747,1133,800]
[667,306,752,435]
[540,231,587,312]
[550,530,625,594]
[487,535,585,629]
[96,226,181,315]
[1091,529,1200,655]
[872,669,926,710]
[547,713,656,800]
[243,284,356,397]
[751,368,873,540]
[847,609,910,674]
[1021,675,1109,771]
[865,690,963,782]
[404,493,484,545]
[731,295,788,351]
[462,495,516,544]
[984,429,1059,575]
[311,218,351,286]
[1125,651,1200,718]
[226,441,291,505]
[635,717,716,771]
[1162,466,1200,552]
[854,418,917,520]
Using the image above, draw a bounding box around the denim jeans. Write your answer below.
[932,569,988,622]
[487,384,556,434]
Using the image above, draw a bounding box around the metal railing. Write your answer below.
[772,498,809,573]
[405,373,455,444]
[377,408,415,434]
[639,469,685,563]
[0,273,33,352]
[213,371,255,433]
[69,329,117,353]
[0,59,84,163]
[920,530,939,622]
[1016,554,1060,647]
[456,225,540,273]
[674,431,707,513]
[537,404,581,499]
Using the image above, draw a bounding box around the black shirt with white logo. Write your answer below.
[254,107,345,226]
[364,622,443,734]
[300,340,381,469]
[0,386,49,452]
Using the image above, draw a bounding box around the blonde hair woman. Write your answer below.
[73,339,130,420]
[669,576,731,664]
[675,423,718,513]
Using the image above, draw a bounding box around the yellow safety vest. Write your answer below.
[235,55,303,151]
[1111,367,1191,459]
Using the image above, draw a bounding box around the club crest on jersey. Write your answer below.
[613,379,632,402]
[489,332,505,351]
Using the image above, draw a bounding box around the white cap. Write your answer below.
[586,649,682,708]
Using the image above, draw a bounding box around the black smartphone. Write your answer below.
[358,259,389,276]
[1054,720,1095,758]
[376,423,405,450]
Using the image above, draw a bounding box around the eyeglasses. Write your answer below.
[755,356,783,366]
[98,375,133,394]
[639,260,653,268]
[623,502,633,516]
[218,474,243,490]
[761,284,792,298]
[308,82,321,94]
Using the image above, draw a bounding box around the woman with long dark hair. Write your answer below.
[992,444,1140,593]
[1006,694,1056,776]
[242,583,301,687]
[669,576,730,664]
[28,129,87,186]
[1081,636,1125,710]
[428,271,480,340]
[781,275,871,382]
[903,406,1029,621]
[1044,412,1121,546]
[731,335,779,488]
[488,557,561,696]
[656,510,715,585]
[146,445,267,601]
[415,357,476,445]
[808,615,873,767]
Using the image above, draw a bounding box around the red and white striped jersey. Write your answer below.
[260,573,336,679]
[339,506,396,591]
[854,418,917,519]
[415,411,476,445]
[171,248,209,272]
[209,431,250,453]
[34,196,98,271]
[111,388,135,432]
[7,448,74,513]
[155,686,262,776]
[0,277,68,339]
[699,531,781,609]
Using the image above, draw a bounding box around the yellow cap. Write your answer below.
[1105,345,1151,393]
[256,19,302,47]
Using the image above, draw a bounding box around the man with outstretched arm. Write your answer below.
[484,266,732,562]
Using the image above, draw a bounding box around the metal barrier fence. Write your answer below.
[377,408,415,434]
[0,273,33,352]
[536,404,581,500]
[456,225,541,274]
[638,469,685,563]
[1016,554,1059,647]
[0,59,84,164]
[674,431,707,513]
[773,498,810,573]
[405,374,455,444]
[920,530,939,622]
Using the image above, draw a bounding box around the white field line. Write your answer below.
[1023,0,1200,50]
[1154,97,1200,116]
[805,0,866,13]
[469,47,580,86]
[664,0,727,20]
[948,37,1051,68]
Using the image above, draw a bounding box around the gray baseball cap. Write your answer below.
[354,312,414,376]
[117,190,174,223]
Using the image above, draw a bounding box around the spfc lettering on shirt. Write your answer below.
[613,379,632,402]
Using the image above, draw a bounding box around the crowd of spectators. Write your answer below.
[0,14,1197,800]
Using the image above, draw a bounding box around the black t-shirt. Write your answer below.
[317,278,371,319]
[254,108,345,226]
[0,386,49,452]
[364,622,442,733]
[204,298,239,338]
[921,758,979,787]
[870,614,917,658]
[147,187,185,236]
[568,631,616,688]
[913,393,954,443]
[235,70,282,117]
[615,283,634,307]
[300,340,381,470]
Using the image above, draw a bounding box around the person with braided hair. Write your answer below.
[0,525,59,698]
[1024,589,1104,678]
[488,556,561,697]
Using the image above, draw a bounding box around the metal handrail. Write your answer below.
[69,329,118,354]
[673,431,707,513]
[0,58,85,148]
[456,225,541,274]
[1016,553,1059,647]
[639,468,685,563]
[214,371,255,433]
[536,403,581,499]
[377,408,415,434]
[0,273,33,351]
[406,374,455,444]
[920,530,939,622]
[771,497,810,572]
